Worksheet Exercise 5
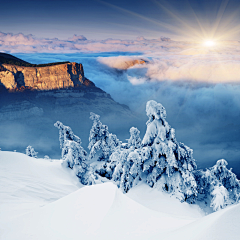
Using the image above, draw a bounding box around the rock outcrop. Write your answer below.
[0,62,95,91]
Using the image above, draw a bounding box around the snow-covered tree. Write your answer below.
[88,112,120,162]
[106,148,142,193]
[210,159,240,203]
[141,100,197,203]
[54,121,93,185]
[94,126,142,193]
[26,145,38,158]
[63,140,93,185]
[54,121,81,159]
[194,159,240,211]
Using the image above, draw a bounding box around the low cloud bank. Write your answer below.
[98,55,240,84]
[0,31,177,53]
[1,31,239,56]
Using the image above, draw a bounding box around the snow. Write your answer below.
[1,151,240,240]
[164,203,240,240]
[0,151,80,225]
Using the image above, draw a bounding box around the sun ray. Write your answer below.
[185,0,208,39]
[97,0,204,39]
[97,0,240,44]
[151,0,203,39]
[211,0,230,39]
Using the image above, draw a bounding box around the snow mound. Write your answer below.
[1,182,195,240]
[0,151,80,224]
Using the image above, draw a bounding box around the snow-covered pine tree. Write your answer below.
[63,140,93,185]
[194,159,240,211]
[54,121,81,157]
[54,121,93,185]
[210,159,240,209]
[107,147,142,193]
[141,100,197,203]
[26,145,38,158]
[88,112,120,162]
[210,159,240,202]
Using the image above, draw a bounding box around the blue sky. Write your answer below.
[1,0,240,40]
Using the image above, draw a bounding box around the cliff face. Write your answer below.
[0,62,95,91]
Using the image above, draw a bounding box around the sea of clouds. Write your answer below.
[1,31,240,175]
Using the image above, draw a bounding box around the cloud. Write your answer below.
[0,31,200,54]
[97,53,240,84]
[68,34,87,41]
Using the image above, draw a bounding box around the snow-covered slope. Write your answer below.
[1,151,240,240]
[0,151,80,225]
[163,203,240,240]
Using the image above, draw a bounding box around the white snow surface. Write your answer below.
[1,151,240,240]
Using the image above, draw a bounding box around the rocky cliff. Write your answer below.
[0,62,95,91]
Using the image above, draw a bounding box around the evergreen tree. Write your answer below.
[95,126,142,193]
[210,159,240,203]
[194,159,240,211]
[109,148,142,193]
[141,100,197,203]
[54,121,92,185]
[54,121,81,159]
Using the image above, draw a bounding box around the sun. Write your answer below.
[204,40,216,47]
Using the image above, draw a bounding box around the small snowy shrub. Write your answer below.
[26,145,38,158]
